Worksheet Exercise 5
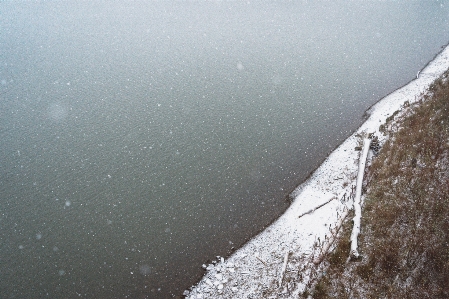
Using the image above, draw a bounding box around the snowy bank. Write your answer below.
[185,44,449,299]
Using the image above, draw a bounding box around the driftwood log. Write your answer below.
[349,138,371,259]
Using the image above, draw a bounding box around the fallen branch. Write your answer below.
[349,138,371,260]
[298,196,335,219]
[279,251,291,287]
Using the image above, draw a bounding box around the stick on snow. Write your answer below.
[255,255,268,267]
[298,196,335,218]
[349,138,371,259]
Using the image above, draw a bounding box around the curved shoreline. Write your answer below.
[186,44,449,298]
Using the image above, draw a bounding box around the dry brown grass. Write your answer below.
[309,69,449,298]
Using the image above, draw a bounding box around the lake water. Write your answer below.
[1,1,448,298]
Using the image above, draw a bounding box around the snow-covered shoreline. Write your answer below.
[186,44,449,299]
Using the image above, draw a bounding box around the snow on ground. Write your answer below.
[185,44,449,299]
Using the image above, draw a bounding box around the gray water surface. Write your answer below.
[1,1,448,298]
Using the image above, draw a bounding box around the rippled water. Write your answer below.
[1,1,448,298]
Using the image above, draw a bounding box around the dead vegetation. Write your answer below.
[309,69,449,298]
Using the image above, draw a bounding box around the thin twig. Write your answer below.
[298,196,336,218]
[255,255,268,267]
[279,251,291,287]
